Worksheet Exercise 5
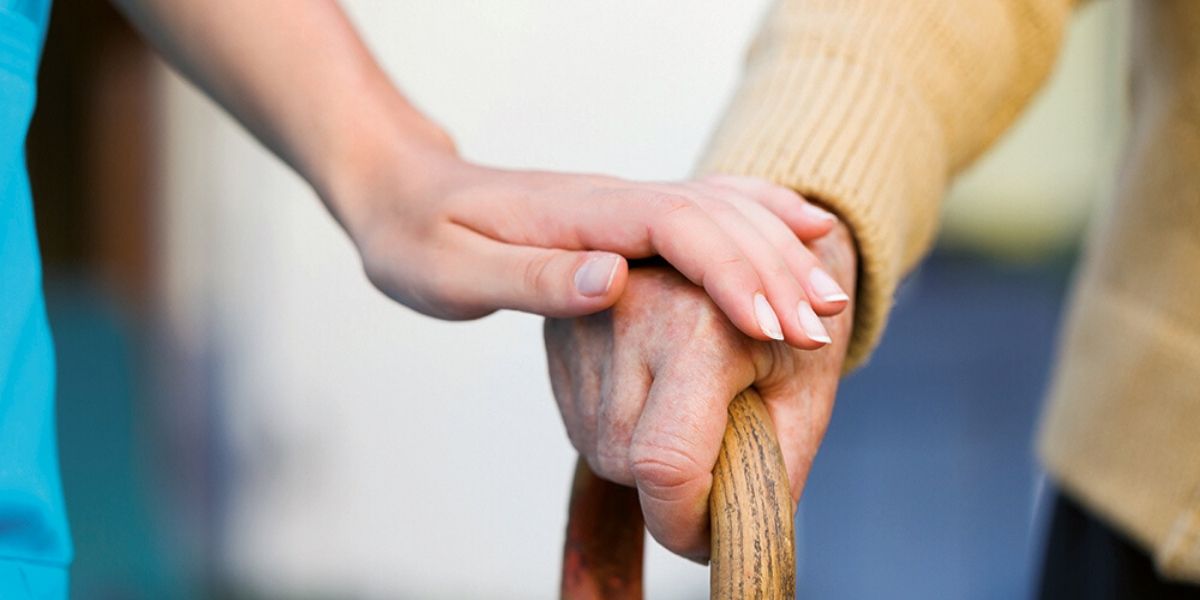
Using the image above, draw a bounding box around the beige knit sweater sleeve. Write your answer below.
[700,0,1075,369]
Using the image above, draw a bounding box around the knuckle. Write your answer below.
[594,412,638,483]
[666,295,737,348]
[767,257,794,282]
[707,254,754,289]
[711,253,750,273]
[629,437,706,501]
[705,196,741,216]
[792,250,819,273]
[645,192,697,223]
[562,409,594,456]
[748,339,787,385]
[521,254,556,296]
[791,237,819,259]
[590,445,632,485]
[564,427,588,455]
[690,302,733,338]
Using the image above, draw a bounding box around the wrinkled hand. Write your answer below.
[334,141,848,346]
[545,222,856,560]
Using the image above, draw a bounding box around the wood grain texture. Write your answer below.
[710,389,795,599]
[559,388,794,599]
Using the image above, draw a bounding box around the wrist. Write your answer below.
[314,87,459,241]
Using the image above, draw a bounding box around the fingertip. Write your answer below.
[714,175,838,240]
[796,300,833,348]
[770,292,832,349]
[798,200,838,225]
[531,252,626,318]
[810,297,850,318]
[461,238,630,318]
[769,292,831,350]
[593,257,629,311]
[805,266,851,316]
[573,251,623,297]
[785,208,837,241]
[699,268,776,343]
[753,292,785,342]
[727,307,780,344]
[606,254,629,298]
[783,336,830,352]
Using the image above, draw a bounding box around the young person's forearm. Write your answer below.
[109,0,452,228]
[110,0,852,337]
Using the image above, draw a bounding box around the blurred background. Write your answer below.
[29,1,1127,598]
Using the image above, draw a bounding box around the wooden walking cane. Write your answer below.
[560,388,795,599]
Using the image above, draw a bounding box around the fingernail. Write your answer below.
[574,254,620,297]
[797,301,832,345]
[801,202,836,222]
[754,293,784,340]
[809,267,849,303]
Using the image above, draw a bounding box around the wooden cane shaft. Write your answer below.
[709,389,795,599]
[561,388,793,599]
[561,458,645,599]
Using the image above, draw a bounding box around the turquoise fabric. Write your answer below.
[0,0,71,597]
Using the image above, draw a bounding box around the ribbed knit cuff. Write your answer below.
[698,50,949,371]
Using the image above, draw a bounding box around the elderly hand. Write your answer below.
[544,221,856,560]
[335,135,848,346]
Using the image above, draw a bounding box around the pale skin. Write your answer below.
[106,0,858,561]
[109,0,849,347]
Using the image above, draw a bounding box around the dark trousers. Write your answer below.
[1037,490,1200,599]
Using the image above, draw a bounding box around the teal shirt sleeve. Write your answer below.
[0,1,72,597]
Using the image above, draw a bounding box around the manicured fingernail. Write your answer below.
[798,301,832,345]
[754,293,784,340]
[809,267,849,303]
[801,202,836,222]
[574,253,620,297]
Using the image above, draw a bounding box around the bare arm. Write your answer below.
[109,0,446,229]
[109,0,848,340]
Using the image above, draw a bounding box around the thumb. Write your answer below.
[455,236,629,317]
[630,358,753,562]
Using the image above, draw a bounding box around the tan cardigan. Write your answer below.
[701,0,1200,582]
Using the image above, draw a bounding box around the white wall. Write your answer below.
[157,1,1121,597]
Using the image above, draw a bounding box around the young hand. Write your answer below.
[334,143,849,348]
[112,0,847,346]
